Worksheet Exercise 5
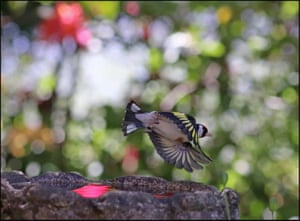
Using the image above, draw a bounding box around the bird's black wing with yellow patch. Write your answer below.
[157,112,199,144]
[157,112,211,163]
[148,131,207,172]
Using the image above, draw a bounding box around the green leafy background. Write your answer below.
[1,1,298,219]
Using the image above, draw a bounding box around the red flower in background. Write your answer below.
[38,2,91,47]
[122,145,140,174]
[125,1,140,16]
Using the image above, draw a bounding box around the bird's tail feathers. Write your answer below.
[122,101,145,135]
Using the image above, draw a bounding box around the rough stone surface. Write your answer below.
[1,171,240,220]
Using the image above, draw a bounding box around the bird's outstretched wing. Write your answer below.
[148,131,211,172]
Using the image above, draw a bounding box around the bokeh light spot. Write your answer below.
[87,161,103,177]
[25,162,41,177]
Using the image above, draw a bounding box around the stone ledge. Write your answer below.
[1,171,240,219]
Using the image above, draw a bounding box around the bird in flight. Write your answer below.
[122,101,212,172]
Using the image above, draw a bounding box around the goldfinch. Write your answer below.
[122,101,212,172]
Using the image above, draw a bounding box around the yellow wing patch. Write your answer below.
[172,112,199,146]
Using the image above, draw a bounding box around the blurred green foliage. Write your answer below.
[1,1,298,219]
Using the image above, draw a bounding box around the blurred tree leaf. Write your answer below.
[81,1,120,19]
[7,1,28,16]
[200,40,226,58]
[148,47,163,73]
[281,87,298,104]
[280,1,299,20]
[37,74,56,95]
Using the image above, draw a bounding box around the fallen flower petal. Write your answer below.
[72,184,112,198]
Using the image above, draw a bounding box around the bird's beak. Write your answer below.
[206,132,212,137]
